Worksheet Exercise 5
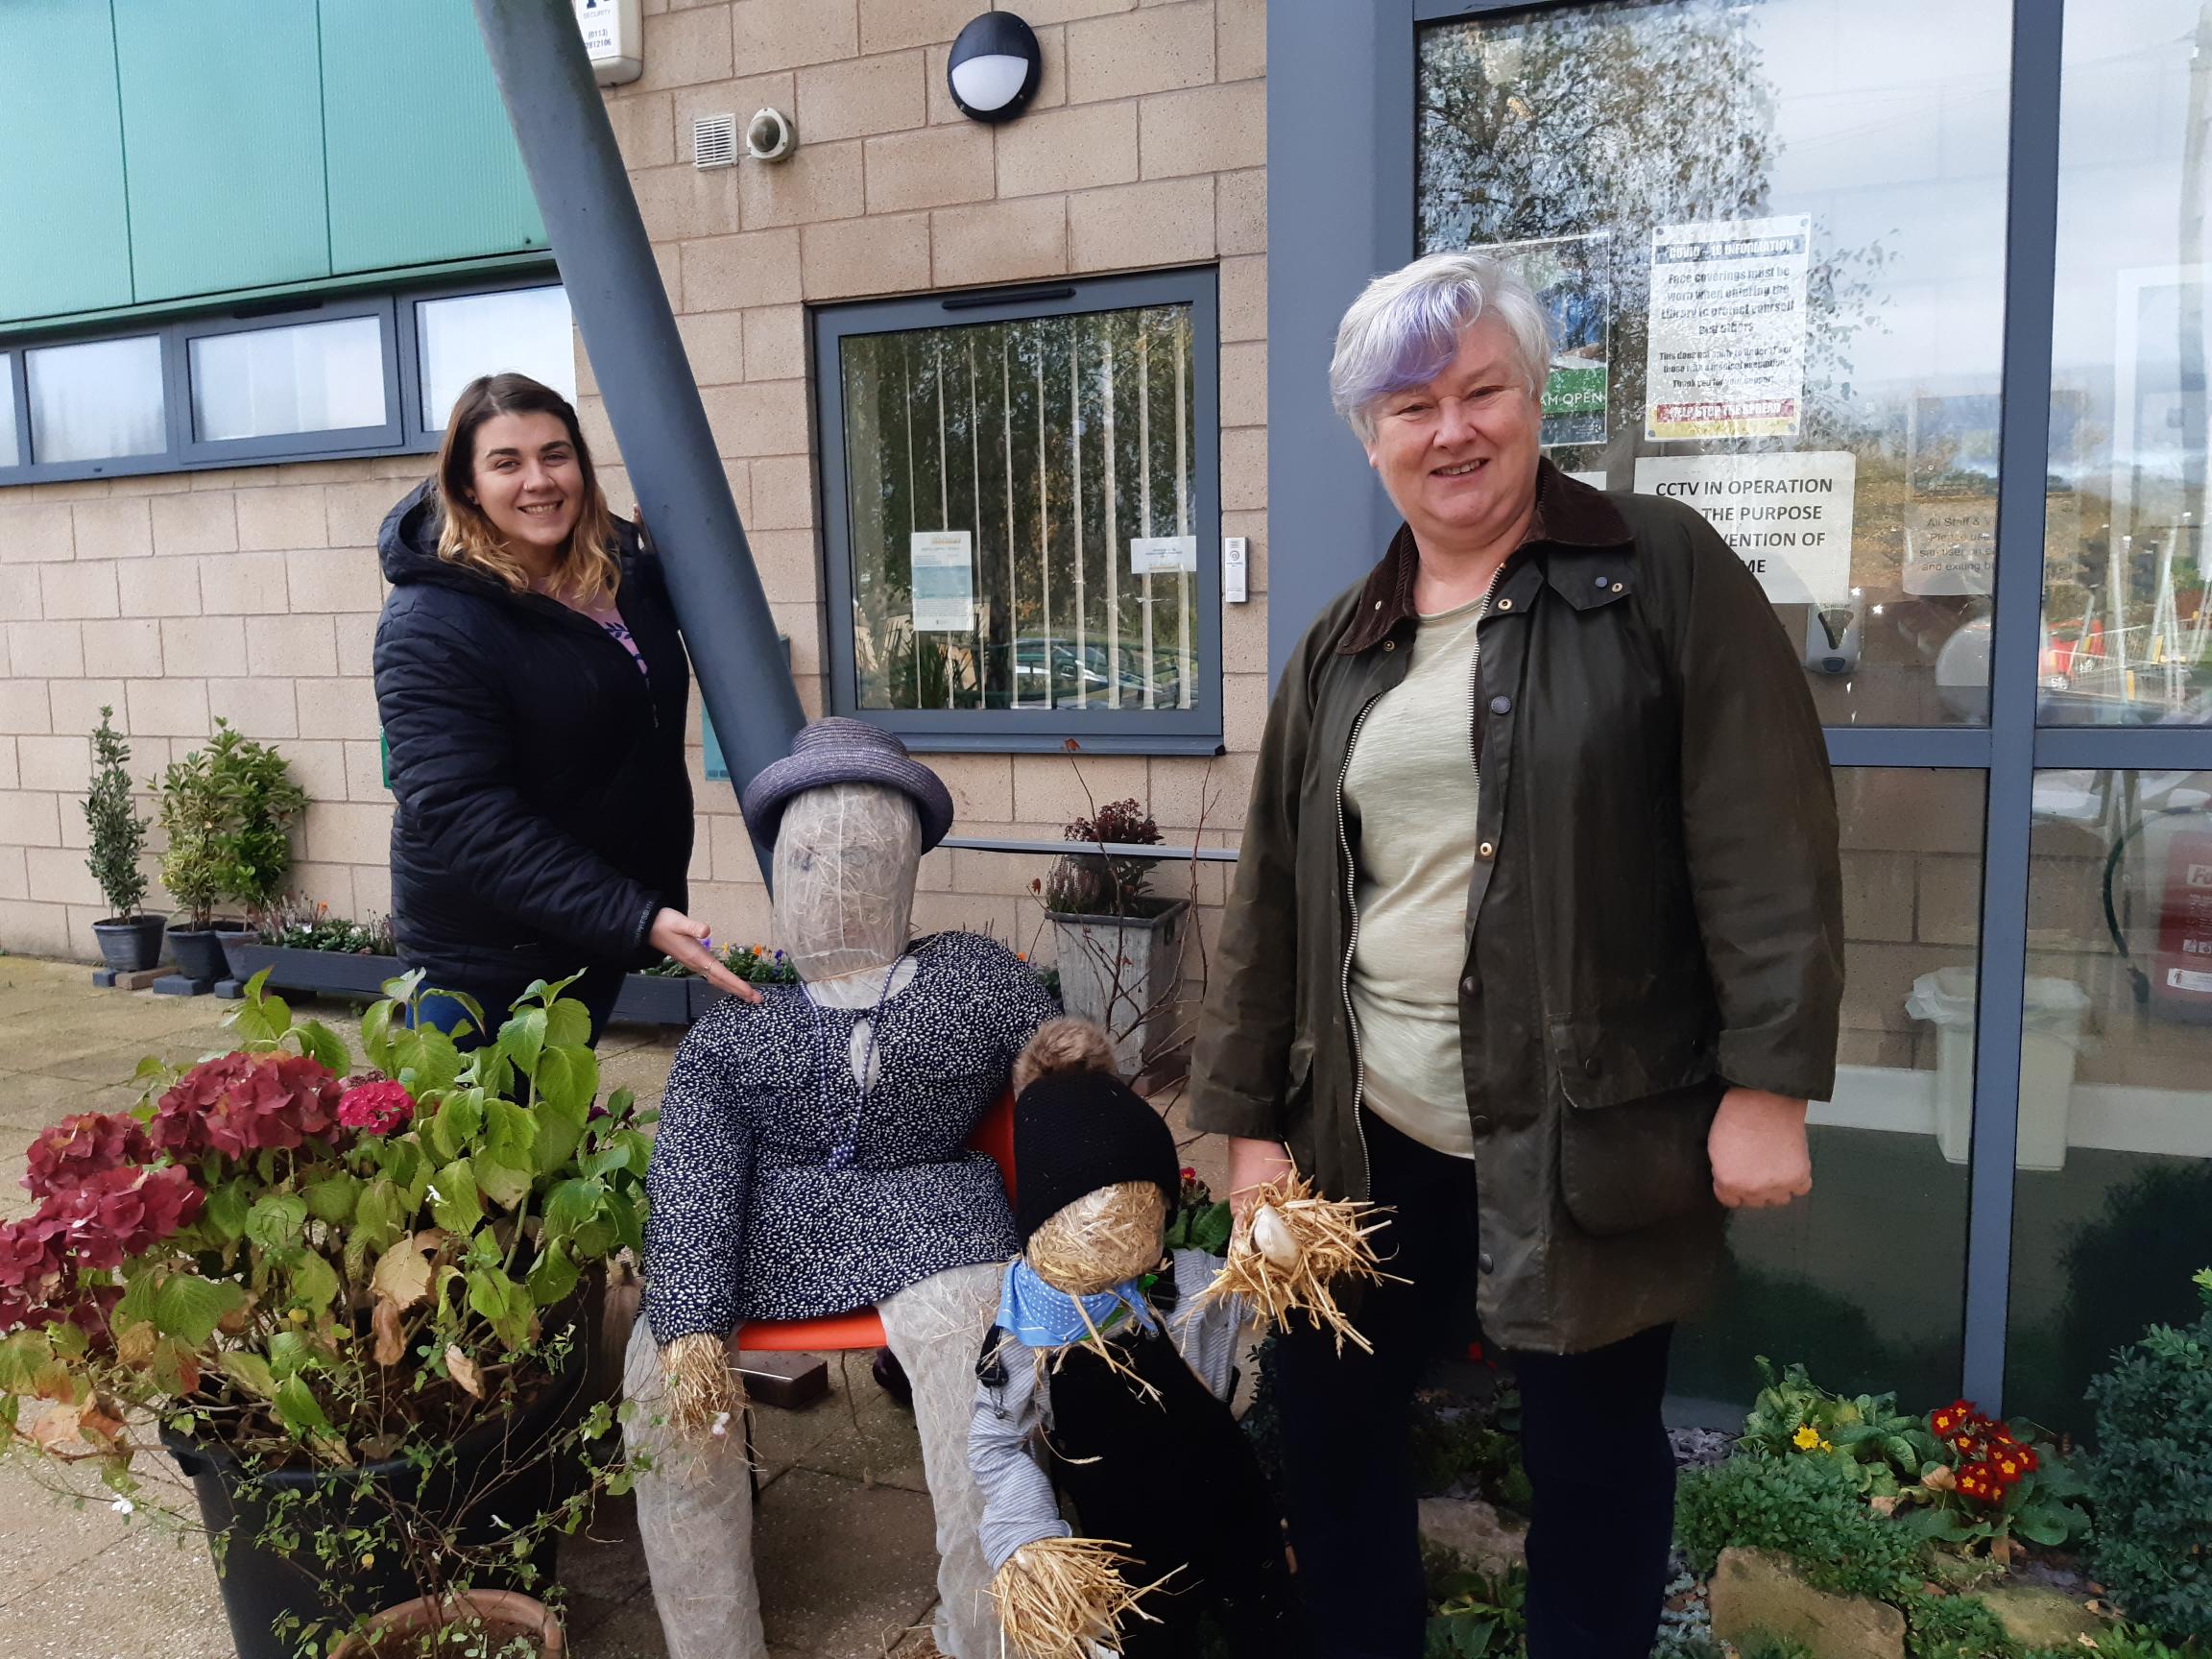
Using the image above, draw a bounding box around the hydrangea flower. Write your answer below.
[22,1113,153,1199]
[337,1080,415,1137]
[149,1052,343,1162]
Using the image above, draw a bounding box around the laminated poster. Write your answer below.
[1481,232,1612,448]
[910,530,974,632]
[1632,451,1855,605]
[1645,215,1812,442]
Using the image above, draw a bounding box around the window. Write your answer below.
[815,271,1223,752]
[26,334,164,464]
[417,285,576,430]
[0,276,567,483]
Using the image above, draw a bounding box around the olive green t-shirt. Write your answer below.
[1342,596,1483,1159]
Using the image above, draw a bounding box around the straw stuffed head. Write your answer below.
[1012,1020,1179,1296]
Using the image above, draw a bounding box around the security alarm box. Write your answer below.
[573,0,641,86]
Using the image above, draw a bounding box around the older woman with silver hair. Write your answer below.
[1189,252,1843,1655]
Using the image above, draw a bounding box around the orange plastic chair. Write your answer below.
[733,1091,1018,1355]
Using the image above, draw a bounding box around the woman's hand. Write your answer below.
[1708,1087,1813,1209]
[1225,1135,1297,1234]
[649,908,763,1005]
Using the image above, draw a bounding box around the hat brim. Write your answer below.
[741,748,955,853]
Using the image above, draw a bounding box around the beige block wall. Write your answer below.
[0,0,1267,1000]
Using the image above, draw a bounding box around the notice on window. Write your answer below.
[1632,451,1854,604]
[1644,215,1811,442]
[910,531,974,631]
[1481,233,1611,448]
[1129,536,1198,575]
[1903,498,1996,596]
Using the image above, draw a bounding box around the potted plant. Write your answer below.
[610,954,697,1027]
[0,969,652,1659]
[207,721,309,981]
[1037,798,1188,1076]
[83,706,165,975]
[155,732,235,987]
[219,898,404,1001]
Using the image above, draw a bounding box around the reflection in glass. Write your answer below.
[839,306,1202,714]
[1418,0,2012,725]
[2007,770,2212,1432]
[417,286,575,430]
[2042,9,2212,725]
[189,316,387,443]
[26,335,164,465]
[0,355,15,468]
[1671,769,1982,1419]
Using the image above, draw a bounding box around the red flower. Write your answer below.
[37,1165,204,1271]
[338,1081,415,1137]
[1180,1166,1197,1183]
[22,1113,153,1199]
[149,1052,343,1162]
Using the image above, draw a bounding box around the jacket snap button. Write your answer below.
[1582,1056,1602,1076]
[1594,576,1608,588]
[1461,976,1476,996]
[1489,695,1511,715]
[1478,840,1496,858]
[1497,597,1513,611]
[1611,581,1624,593]
[1479,1251,1497,1274]
[1470,1114,1493,1135]
[1383,639,1397,652]
[1374,599,1383,610]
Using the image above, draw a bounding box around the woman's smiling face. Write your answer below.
[468,410,583,559]
[1362,311,1544,555]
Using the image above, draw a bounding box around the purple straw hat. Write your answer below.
[741,717,957,852]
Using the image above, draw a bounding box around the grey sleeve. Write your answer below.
[1166,1249,1244,1403]
[969,1332,1073,1573]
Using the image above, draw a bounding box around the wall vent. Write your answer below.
[692,114,738,170]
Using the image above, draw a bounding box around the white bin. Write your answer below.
[1907,966,2091,1171]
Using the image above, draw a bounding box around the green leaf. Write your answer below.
[246,1194,309,1251]
[294,1020,351,1078]
[525,1243,579,1309]
[286,1250,341,1312]
[430,1159,482,1235]
[301,1173,360,1227]
[273,1374,330,1438]
[152,1275,248,1347]
[202,1179,252,1245]
[499,1007,548,1077]
[484,1097,538,1166]
[380,968,427,1006]
[467,1266,531,1350]
[430,1091,485,1162]
[360,999,397,1075]
[217,1351,276,1401]
[475,1153,533,1212]
[543,1178,602,1247]
[352,1178,401,1257]
[394,1025,464,1097]
[1190,1201,1233,1255]
[543,998,591,1052]
[115,1270,159,1330]
[267,1329,318,1380]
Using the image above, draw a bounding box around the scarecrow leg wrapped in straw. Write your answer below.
[1192,1172,1394,1354]
[989,1535,1168,1658]
[660,1330,746,1439]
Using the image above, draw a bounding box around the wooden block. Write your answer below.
[93,965,171,991]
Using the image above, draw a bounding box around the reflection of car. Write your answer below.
[996,637,1190,706]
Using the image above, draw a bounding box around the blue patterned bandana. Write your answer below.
[996,1258,1156,1351]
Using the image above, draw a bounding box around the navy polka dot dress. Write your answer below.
[642,931,1058,1345]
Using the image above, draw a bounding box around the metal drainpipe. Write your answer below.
[469,0,802,881]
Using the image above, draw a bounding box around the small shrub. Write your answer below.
[1675,1450,1924,1601]
[155,736,228,932]
[2087,1268,2212,1644]
[1738,1356,1926,1495]
[82,706,149,920]
[204,718,307,920]
[1041,798,1165,918]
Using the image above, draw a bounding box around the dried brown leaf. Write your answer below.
[445,1345,482,1400]
[372,1298,405,1367]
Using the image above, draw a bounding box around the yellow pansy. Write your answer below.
[1792,1425,1821,1451]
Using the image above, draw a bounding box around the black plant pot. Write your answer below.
[91,915,165,974]
[611,972,694,1026]
[169,926,244,984]
[159,1362,584,1659]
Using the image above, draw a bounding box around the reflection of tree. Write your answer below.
[841,308,1197,713]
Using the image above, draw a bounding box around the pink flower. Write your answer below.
[149,1052,343,1162]
[22,1113,153,1199]
[38,1165,204,1272]
[338,1081,415,1137]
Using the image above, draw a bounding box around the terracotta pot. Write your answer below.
[329,1590,564,1658]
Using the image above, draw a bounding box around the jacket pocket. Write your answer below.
[1550,1009,1720,1237]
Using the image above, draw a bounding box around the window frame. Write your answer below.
[812,268,1227,756]
[0,270,565,484]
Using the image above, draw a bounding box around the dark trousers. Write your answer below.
[1271,1114,1676,1659]
[409,961,627,1050]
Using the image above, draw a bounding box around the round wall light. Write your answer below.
[948,12,1042,124]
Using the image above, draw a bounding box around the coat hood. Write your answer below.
[376,478,644,596]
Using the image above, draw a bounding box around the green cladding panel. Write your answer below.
[320,0,546,276]
[112,0,332,302]
[0,3,133,322]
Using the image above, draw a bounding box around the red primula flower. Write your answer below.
[338,1081,415,1137]
[22,1112,153,1200]
[149,1052,343,1162]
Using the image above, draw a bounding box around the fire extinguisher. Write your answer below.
[2105,809,2212,1024]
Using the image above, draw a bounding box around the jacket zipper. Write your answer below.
[1335,692,1384,1202]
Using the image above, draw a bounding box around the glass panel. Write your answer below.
[837,305,1202,714]
[25,334,164,464]
[1671,769,1983,1420]
[2006,769,2212,1433]
[188,315,386,443]
[1418,0,2012,726]
[0,355,16,467]
[417,285,575,430]
[2041,11,2212,725]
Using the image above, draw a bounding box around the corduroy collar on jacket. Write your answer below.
[1339,458,1633,655]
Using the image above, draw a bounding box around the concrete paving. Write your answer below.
[0,955,957,1659]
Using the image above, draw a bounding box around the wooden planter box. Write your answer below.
[216,944,405,1001]
[611,972,695,1026]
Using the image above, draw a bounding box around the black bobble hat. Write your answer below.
[1014,1068,1181,1243]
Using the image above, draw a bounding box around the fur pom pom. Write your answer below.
[1015,1018,1117,1095]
